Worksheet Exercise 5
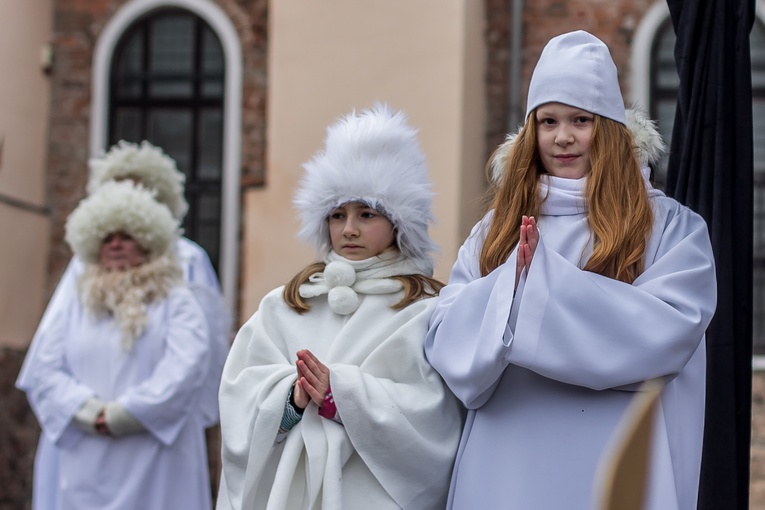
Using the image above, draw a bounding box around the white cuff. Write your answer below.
[104,402,145,436]
[73,398,105,435]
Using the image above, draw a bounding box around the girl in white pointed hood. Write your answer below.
[425,31,717,510]
[18,181,215,510]
[217,104,462,510]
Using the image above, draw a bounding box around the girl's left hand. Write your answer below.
[296,349,330,407]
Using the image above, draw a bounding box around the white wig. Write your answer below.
[294,104,437,263]
[87,140,189,220]
[65,181,180,264]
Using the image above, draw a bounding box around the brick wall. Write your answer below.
[0,350,36,510]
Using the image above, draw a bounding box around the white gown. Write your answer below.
[425,176,717,510]
[22,287,213,510]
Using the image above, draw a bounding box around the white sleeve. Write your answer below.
[117,289,211,446]
[426,208,717,409]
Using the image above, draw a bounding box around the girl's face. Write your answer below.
[328,202,396,260]
[535,102,594,179]
[100,231,148,271]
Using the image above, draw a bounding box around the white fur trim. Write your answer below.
[66,180,180,264]
[490,107,666,183]
[88,140,189,220]
[625,106,666,168]
[294,104,438,263]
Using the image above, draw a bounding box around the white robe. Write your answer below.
[17,237,229,510]
[21,287,213,510]
[217,286,463,510]
[18,237,229,427]
[425,176,717,510]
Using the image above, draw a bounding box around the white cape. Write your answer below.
[426,178,717,510]
[217,288,463,510]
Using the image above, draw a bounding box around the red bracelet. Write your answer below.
[318,386,337,420]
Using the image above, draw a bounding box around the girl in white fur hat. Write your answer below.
[216,104,462,510]
[18,181,215,510]
[425,31,717,510]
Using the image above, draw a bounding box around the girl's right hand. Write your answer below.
[293,366,310,409]
[516,215,538,290]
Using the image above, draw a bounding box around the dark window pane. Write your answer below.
[115,35,144,98]
[199,109,223,179]
[753,25,765,89]
[756,268,765,350]
[198,192,221,223]
[149,16,194,98]
[202,26,224,98]
[113,108,143,142]
[147,109,193,175]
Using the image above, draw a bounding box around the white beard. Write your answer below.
[78,253,183,350]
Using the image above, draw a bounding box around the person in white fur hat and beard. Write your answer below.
[18,140,229,425]
[425,30,717,510]
[17,141,230,507]
[216,104,463,510]
[18,181,215,510]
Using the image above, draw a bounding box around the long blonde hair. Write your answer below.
[283,261,444,314]
[480,112,653,284]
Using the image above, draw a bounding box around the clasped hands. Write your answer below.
[292,349,330,410]
[515,215,538,291]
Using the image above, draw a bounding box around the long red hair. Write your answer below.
[479,111,653,284]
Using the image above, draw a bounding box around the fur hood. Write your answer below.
[65,180,180,264]
[294,104,437,263]
[489,107,666,183]
[88,140,189,220]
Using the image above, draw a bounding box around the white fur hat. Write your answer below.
[87,140,189,220]
[526,30,626,125]
[65,180,180,264]
[294,104,437,262]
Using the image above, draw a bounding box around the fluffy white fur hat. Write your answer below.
[526,30,626,125]
[294,104,437,262]
[65,180,180,264]
[87,140,189,220]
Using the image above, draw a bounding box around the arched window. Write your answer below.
[649,18,765,351]
[647,18,677,189]
[109,9,225,272]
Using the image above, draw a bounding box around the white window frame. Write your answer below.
[89,0,242,313]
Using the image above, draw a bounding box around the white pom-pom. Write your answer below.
[328,286,360,315]
[324,261,356,287]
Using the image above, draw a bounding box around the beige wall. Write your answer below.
[0,2,52,348]
[241,0,486,317]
